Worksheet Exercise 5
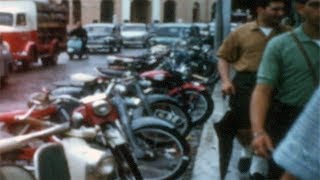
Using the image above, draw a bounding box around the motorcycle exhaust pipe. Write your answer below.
[192,74,209,82]
[0,123,69,154]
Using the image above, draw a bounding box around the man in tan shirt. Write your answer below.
[213,0,290,179]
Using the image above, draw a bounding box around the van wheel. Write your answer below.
[50,54,58,65]
[41,58,50,66]
[69,54,74,60]
[41,55,58,66]
[22,62,30,71]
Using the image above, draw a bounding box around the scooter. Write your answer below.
[67,36,88,60]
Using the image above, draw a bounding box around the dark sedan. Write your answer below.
[84,23,122,53]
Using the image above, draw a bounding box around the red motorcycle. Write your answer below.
[140,67,214,126]
[0,91,142,179]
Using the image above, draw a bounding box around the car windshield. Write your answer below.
[154,26,188,37]
[86,26,113,35]
[0,13,13,26]
[122,25,146,32]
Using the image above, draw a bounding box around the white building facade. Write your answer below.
[66,0,216,26]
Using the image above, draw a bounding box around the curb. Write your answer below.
[191,84,225,180]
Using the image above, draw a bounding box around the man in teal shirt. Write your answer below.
[250,0,319,179]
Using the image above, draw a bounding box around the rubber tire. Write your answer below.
[132,124,190,180]
[175,90,214,126]
[132,99,192,137]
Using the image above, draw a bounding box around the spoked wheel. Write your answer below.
[176,90,214,126]
[132,125,190,180]
[149,101,192,137]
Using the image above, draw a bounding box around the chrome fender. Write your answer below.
[131,116,175,130]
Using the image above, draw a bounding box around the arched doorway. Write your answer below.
[163,0,176,22]
[192,2,200,22]
[131,0,150,23]
[72,0,81,24]
[100,0,114,22]
[211,2,216,21]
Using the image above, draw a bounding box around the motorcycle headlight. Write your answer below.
[71,111,84,128]
[92,100,110,116]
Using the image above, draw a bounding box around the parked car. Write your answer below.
[84,23,122,53]
[120,23,149,48]
[147,23,191,46]
[193,23,210,38]
[0,37,12,88]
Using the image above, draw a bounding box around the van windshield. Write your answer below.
[0,13,13,26]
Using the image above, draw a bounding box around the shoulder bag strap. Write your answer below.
[290,31,319,87]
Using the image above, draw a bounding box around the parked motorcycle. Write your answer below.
[140,57,215,126]
[0,106,117,180]
[0,92,140,179]
[28,73,191,179]
[52,69,192,137]
[94,68,190,179]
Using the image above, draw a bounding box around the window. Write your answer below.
[16,13,26,26]
[0,13,13,26]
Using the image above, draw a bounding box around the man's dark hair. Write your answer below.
[255,0,286,8]
[295,0,308,4]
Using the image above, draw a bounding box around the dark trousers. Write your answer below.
[214,72,256,179]
[266,101,302,179]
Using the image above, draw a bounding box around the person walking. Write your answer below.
[273,87,320,180]
[250,0,320,179]
[214,0,289,179]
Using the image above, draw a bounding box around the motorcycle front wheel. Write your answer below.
[132,124,190,180]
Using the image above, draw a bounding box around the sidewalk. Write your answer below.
[191,83,247,180]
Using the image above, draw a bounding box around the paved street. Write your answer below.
[0,49,147,112]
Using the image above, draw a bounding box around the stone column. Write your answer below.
[151,0,160,22]
[68,0,73,29]
[121,0,131,22]
[114,0,122,23]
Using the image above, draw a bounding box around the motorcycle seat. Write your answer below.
[96,67,128,78]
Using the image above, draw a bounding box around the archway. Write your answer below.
[163,0,176,22]
[100,0,114,22]
[130,0,151,23]
[72,0,81,23]
[211,2,216,21]
[192,2,200,22]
